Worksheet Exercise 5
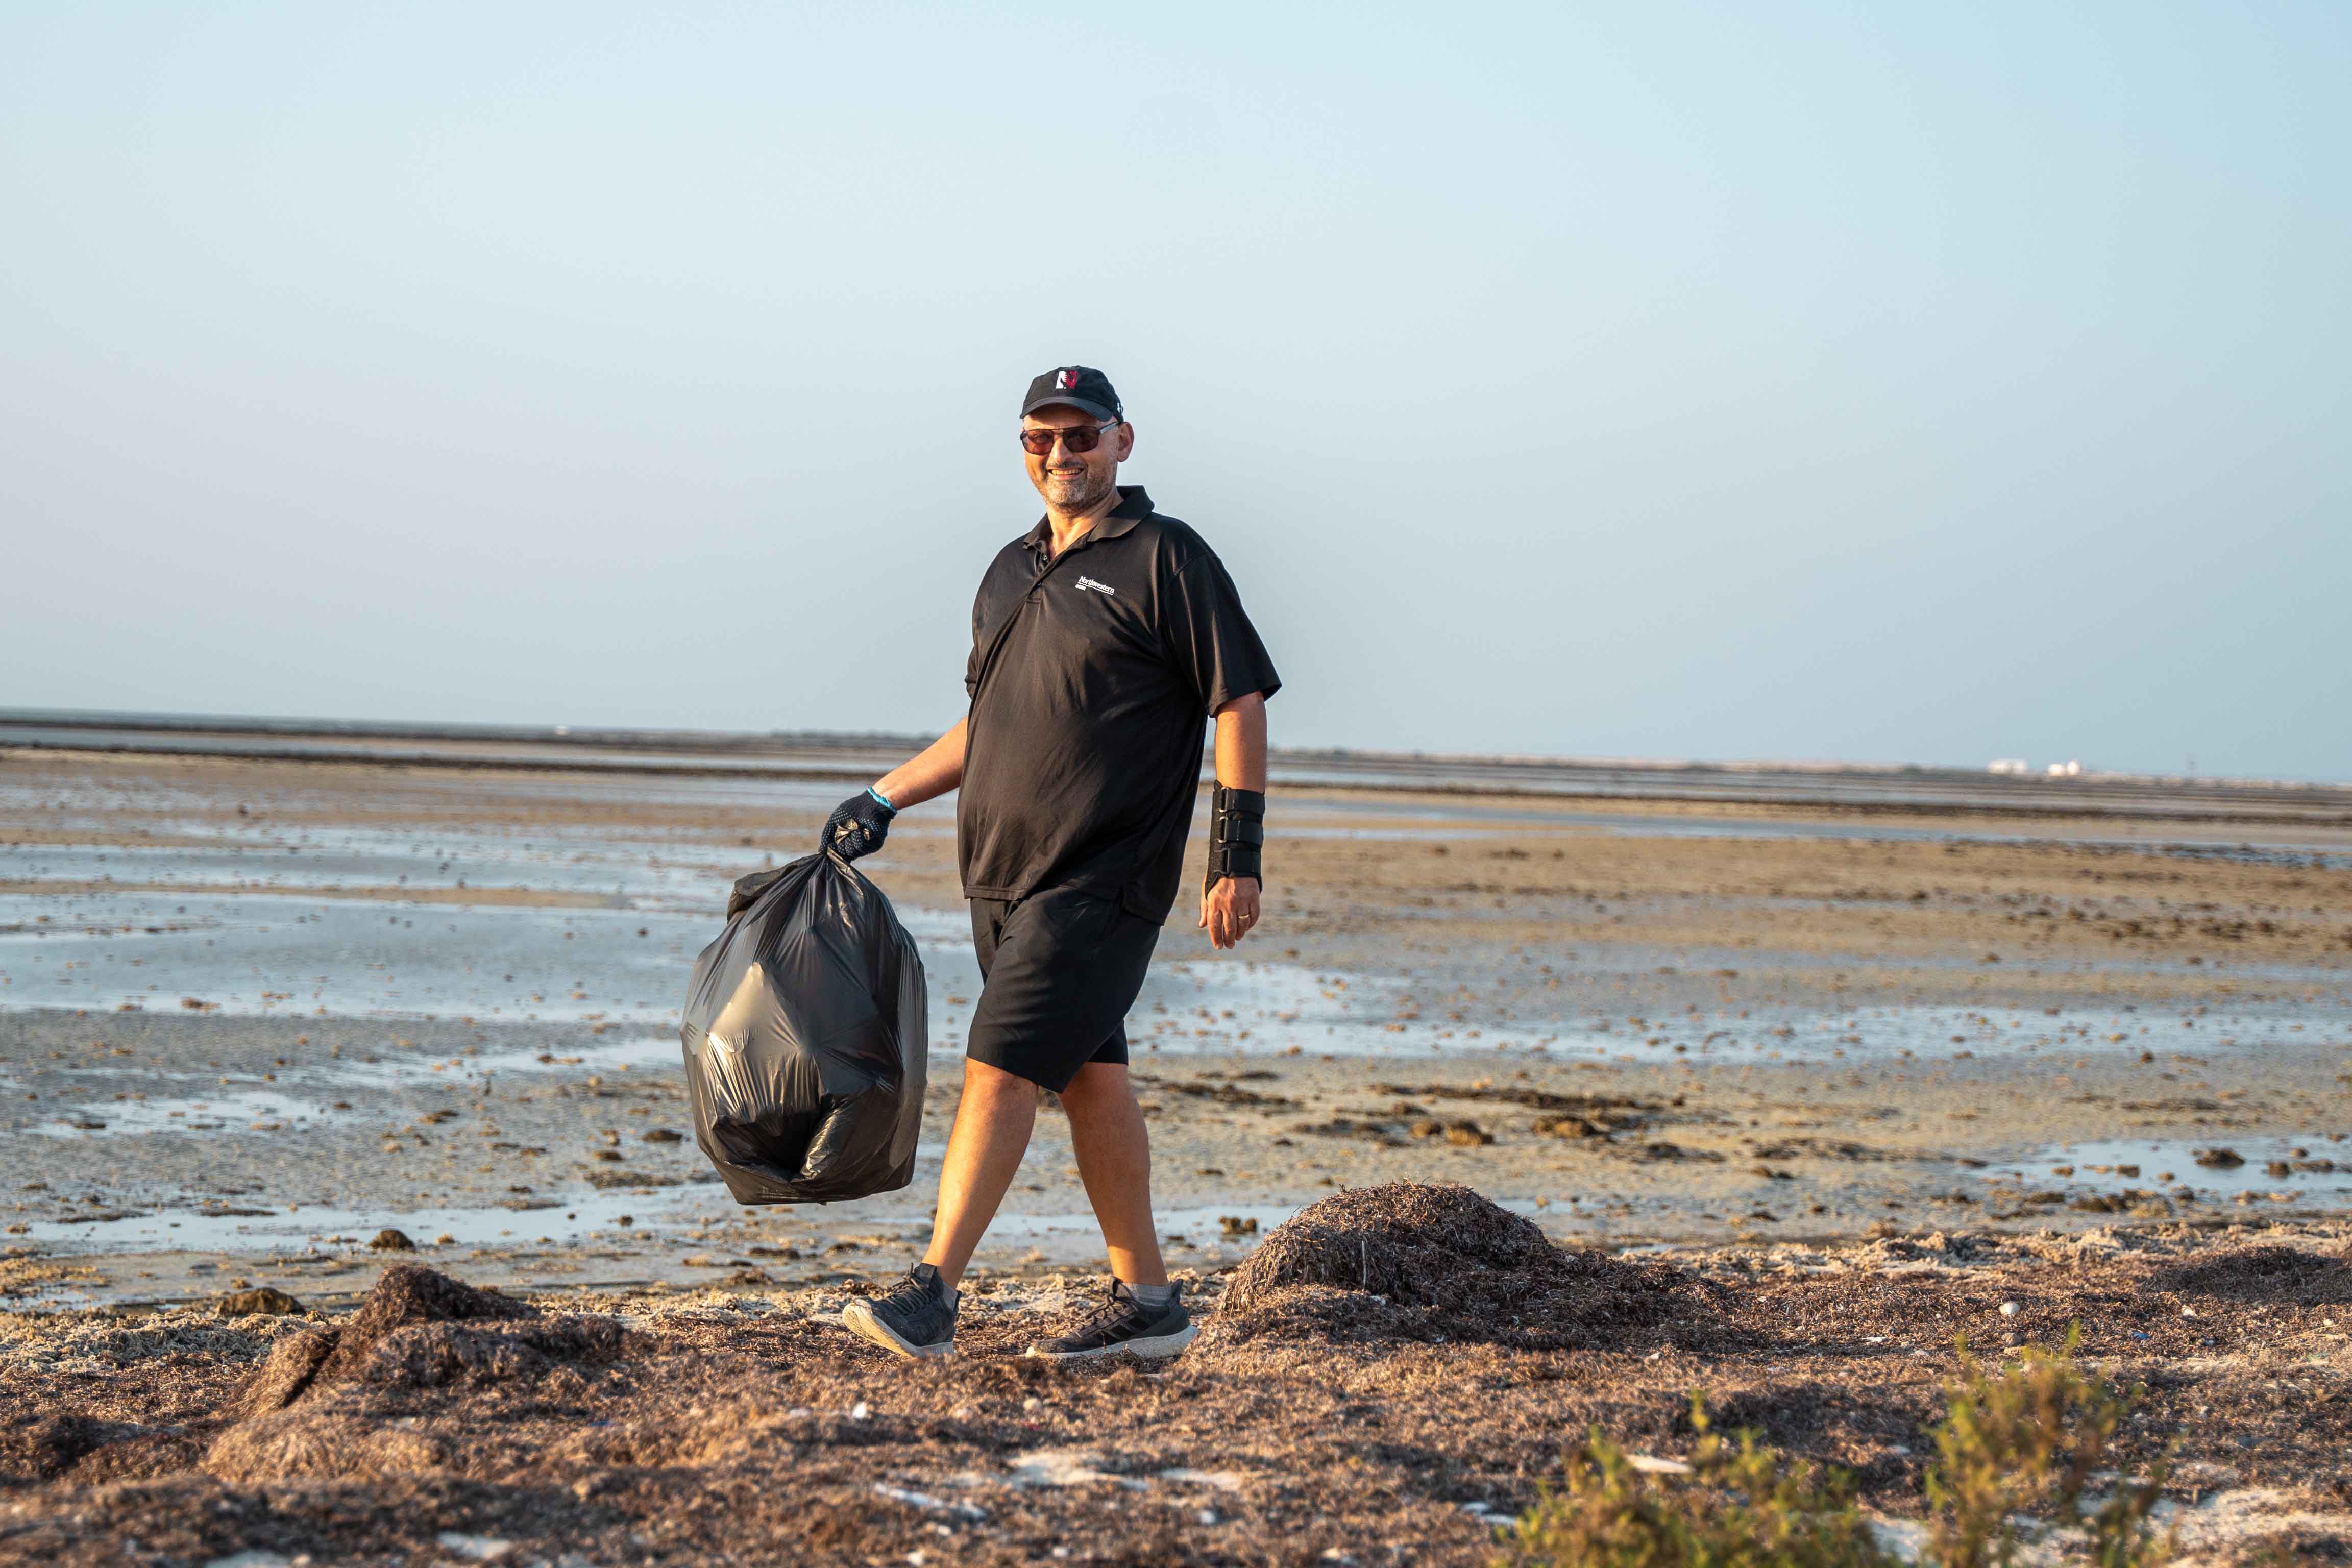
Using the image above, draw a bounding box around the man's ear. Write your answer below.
[1112,422,1136,461]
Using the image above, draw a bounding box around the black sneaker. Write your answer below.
[1025,1281,1196,1361]
[842,1263,958,1359]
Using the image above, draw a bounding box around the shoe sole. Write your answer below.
[1024,1322,1198,1362]
[841,1300,953,1360]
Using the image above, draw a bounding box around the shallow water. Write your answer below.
[11,1187,1299,1260]
[17,1030,687,1140]
[9,774,2344,1062]
[12,1175,756,1256]
[1978,1135,2352,1199]
[1281,796,2352,865]
[6,1183,1526,1263]
[1,822,730,904]
[2,874,2330,1078]
[2,891,699,1023]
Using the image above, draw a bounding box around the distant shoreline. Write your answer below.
[5,706,2348,827]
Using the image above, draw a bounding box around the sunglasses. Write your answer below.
[1019,420,1122,456]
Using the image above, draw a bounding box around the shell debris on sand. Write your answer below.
[6,1209,2352,1563]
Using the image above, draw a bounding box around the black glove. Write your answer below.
[822,787,897,863]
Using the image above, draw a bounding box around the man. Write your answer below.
[828,365,1279,1361]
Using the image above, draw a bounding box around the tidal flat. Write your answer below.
[3,746,2349,1562]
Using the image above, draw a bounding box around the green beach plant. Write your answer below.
[1497,1396,1891,1568]
[1924,1328,2171,1568]
[1498,1328,2172,1568]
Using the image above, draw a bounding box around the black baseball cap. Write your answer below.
[1021,365,1122,423]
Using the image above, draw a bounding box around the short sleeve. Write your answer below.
[964,590,987,698]
[1162,551,1282,714]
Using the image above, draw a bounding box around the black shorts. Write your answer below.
[966,884,1162,1092]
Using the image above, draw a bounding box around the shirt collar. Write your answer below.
[1025,486,1153,553]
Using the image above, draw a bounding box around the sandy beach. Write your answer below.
[4,746,2350,1561]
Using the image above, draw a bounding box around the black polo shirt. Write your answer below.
[958,486,1280,922]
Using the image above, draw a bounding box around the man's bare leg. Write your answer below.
[1060,1061,1167,1287]
[921,1059,1038,1289]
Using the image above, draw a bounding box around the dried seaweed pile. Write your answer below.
[1208,1181,1713,1350]
[207,1264,626,1484]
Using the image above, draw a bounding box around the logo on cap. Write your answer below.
[1057,369,1079,390]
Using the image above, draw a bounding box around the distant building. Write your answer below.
[2047,760,2082,777]
[1988,758,2029,776]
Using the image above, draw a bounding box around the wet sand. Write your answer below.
[4,749,2350,1561]
[5,749,2348,1305]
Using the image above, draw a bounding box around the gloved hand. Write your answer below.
[822,787,897,863]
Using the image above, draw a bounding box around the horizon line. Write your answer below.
[4,705,2346,798]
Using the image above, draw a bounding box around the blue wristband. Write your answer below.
[866,785,898,815]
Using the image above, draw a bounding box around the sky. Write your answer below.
[3,3,2345,781]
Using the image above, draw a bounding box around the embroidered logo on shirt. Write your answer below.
[1075,576,1116,596]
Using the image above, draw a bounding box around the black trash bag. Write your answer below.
[679,849,928,1204]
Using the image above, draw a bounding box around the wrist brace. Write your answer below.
[1205,785,1265,891]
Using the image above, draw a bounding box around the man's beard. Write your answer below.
[1043,465,1116,513]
